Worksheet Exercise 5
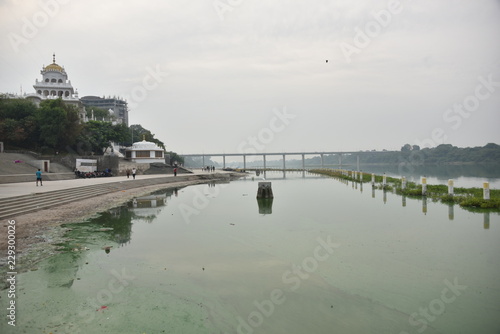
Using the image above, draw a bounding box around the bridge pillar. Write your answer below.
[302,154,305,170]
[282,154,286,170]
[202,155,205,167]
[263,155,266,170]
[223,155,226,169]
[357,155,360,171]
[321,154,324,168]
[243,155,246,170]
[339,154,342,167]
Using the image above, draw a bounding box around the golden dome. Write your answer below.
[44,63,64,72]
[44,53,64,72]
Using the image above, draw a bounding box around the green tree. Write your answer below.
[401,144,412,152]
[37,98,81,151]
[77,121,130,154]
[0,97,39,149]
[166,151,184,165]
[129,124,165,149]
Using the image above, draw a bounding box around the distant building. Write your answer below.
[125,139,164,163]
[25,53,87,122]
[80,95,129,126]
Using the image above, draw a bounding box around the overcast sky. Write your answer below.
[1,0,499,155]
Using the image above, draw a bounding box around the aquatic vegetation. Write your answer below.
[309,169,500,210]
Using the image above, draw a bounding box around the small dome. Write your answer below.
[131,140,162,150]
[45,63,64,72]
[44,54,65,73]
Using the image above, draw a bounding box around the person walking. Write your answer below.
[36,169,43,186]
[173,167,177,177]
[132,168,137,180]
[126,169,130,179]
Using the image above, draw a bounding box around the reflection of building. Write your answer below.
[129,193,170,220]
[81,95,129,125]
[125,139,165,163]
[25,53,86,122]
[257,198,273,214]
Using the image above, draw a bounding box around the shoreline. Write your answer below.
[0,172,245,278]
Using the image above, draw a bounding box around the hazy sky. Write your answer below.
[1,0,499,155]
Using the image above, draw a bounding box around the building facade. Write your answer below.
[125,139,165,163]
[25,53,86,122]
[80,95,129,126]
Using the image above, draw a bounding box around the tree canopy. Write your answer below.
[0,97,170,157]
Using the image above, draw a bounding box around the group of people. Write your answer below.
[35,163,184,186]
[202,166,216,172]
[75,169,113,178]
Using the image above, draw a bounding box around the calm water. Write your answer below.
[2,172,500,333]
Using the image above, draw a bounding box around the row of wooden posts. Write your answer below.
[335,170,491,200]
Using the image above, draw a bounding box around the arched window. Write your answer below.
[43,90,49,96]
[50,90,56,96]
[58,91,63,97]
[37,90,42,95]
[45,78,49,82]
[51,78,56,83]
[58,79,63,83]
[65,91,70,97]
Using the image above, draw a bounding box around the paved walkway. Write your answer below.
[0,169,219,199]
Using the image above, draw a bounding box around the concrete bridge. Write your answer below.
[180,151,392,170]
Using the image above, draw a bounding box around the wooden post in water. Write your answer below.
[359,171,363,182]
[382,173,387,188]
[257,182,274,199]
[371,173,375,187]
[483,182,490,200]
[401,177,406,190]
[422,177,427,196]
[448,179,454,196]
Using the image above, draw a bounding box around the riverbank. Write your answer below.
[0,172,245,277]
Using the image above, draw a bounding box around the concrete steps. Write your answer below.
[0,153,75,184]
[0,175,199,220]
[0,153,38,175]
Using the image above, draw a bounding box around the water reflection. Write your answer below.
[327,175,498,228]
[6,174,500,334]
[89,205,134,245]
[257,198,274,214]
[360,163,500,188]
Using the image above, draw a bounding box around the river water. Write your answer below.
[1,172,500,333]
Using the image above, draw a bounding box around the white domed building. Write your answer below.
[125,139,165,163]
[25,53,86,122]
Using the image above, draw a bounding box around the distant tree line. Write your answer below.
[224,143,500,168]
[0,97,182,163]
